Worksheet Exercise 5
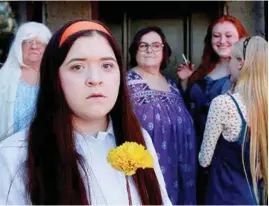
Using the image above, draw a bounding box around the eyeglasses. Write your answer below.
[138,42,164,52]
[243,37,251,59]
[23,39,46,48]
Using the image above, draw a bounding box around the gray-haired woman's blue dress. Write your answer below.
[127,70,196,205]
[13,80,39,134]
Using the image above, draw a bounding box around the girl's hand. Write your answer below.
[177,62,195,81]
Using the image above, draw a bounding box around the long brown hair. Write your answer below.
[26,19,163,204]
[189,15,248,85]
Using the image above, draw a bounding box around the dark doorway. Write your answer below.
[97,1,222,81]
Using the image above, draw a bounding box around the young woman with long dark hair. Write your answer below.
[0,19,171,205]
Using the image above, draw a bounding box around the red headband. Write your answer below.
[59,21,110,47]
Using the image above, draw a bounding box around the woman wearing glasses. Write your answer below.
[126,26,196,205]
[0,22,51,140]
[199,36,268,205]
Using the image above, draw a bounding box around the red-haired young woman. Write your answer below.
[177,15,248,204]
[178,15,248,147]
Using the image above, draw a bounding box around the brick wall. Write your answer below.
[45,1,92,33]
[226,1,266,37]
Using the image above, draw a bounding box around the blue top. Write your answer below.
[183,75,231,146]
[13,80,39,134]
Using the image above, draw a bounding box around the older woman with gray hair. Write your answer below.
[0,21,52,139]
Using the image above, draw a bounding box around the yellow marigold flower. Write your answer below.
[107,142,153,176]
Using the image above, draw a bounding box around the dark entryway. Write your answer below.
[95,1,223,81]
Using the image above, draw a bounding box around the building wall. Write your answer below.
[44,1,267,37]
[225,1,266,37]
[45,1,92,33]
[191,12,212,67]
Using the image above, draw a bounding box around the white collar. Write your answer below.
[75,117,115,141]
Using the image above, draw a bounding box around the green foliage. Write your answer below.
[0,2,15,34]
[0,2,15,63]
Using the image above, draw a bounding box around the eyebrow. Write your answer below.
[64,56,117,66]
[213,31,234,34]
[140,41,162,44]
[100,57,117,62]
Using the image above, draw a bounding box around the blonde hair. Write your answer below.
[232,36,268,204]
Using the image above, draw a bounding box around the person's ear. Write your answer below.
[237,57,245,70]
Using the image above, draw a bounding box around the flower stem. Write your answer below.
[125,175,132,205]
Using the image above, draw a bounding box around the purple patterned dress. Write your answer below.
[126,70,196,205]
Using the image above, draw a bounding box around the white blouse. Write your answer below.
[199,92,248,168]
[0,121,171,205]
